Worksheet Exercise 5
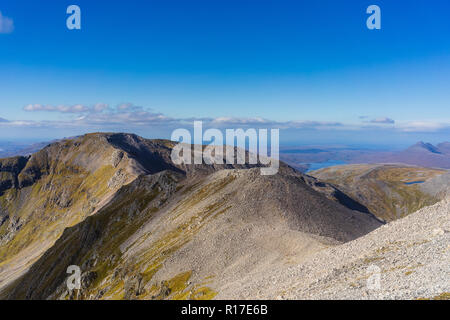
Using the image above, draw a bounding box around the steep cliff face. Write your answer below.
[0,157,28,195]
[0,133,381,300]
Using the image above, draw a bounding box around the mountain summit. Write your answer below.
[407,141,442,154]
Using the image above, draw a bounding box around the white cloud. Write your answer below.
[0,11,14,34]
[397,121,450,132]
[6,108,347,131]
[11,102,450,135]
[24,104,96,113]
[93,103,109,113]
[116,103,134,111]
[370,117,395,124]
[80,110,173,126]
[23,102,151,115]
[210,117,343,129]
[212,117,271,125]
[286,120,343,129]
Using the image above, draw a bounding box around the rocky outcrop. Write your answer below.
[0,156,28,194]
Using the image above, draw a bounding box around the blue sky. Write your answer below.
[0,0,449,146]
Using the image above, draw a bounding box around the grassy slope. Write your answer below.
[311,164,446,221]
[2,171,228,300]
[0,134,139,290]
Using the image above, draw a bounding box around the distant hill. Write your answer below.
[406,141,442,154]
[376,141,450,168]
[0,141,53,159]
[280,141,450,171]
[311,164,449,222]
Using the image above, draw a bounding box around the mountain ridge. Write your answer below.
[0,132,382,299]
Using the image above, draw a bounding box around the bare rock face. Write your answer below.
[0,216,23,246]
[0,215,8,227]
[0,156,28,194]
[107,169,127,189]
[110,150,124,168]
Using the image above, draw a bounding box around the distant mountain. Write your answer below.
[383,141,450,168]
[0,141,53,159]
[280,141,450,170]
[406,141,442,154]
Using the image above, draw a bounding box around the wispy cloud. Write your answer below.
[210,117,343,129]
[24,104,91,113]
[24,103,147,114]
[397,121,450,132]
[0,11,14,34]
[212,117,269,125]
[369,117,395,124]
[359,116,395,125]
[93,103,109,113]
[3,103,449,135]
[24,103,113,114]
[20,103,176,127]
